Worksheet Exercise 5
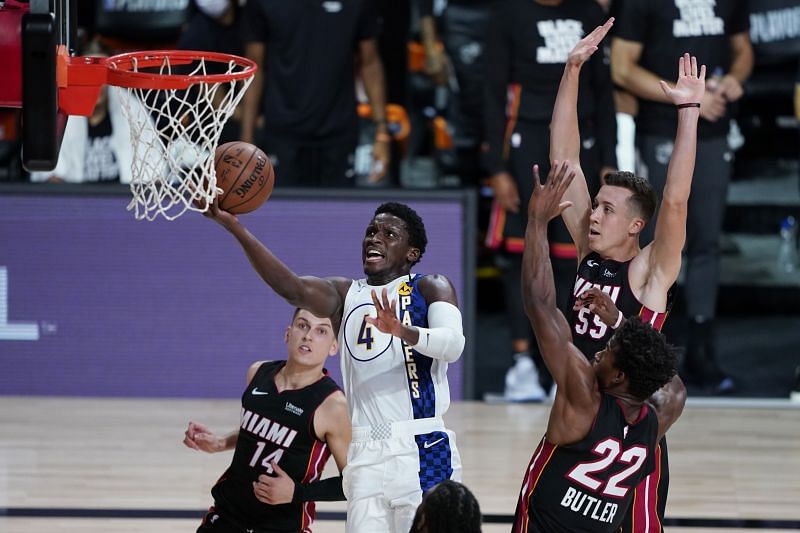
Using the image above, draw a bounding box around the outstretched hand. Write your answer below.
[527,161,577,225]
[567,18,614,67]
[204,200,240,230]
[192,179,240,229]
[364,288,403,337]
[573,287,621,328]
[659,53,706,106]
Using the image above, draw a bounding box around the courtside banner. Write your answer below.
[0,192,466,399]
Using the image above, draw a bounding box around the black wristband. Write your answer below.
[292,475,345,503]
[676,103,701,109]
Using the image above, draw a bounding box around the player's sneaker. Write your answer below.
[504,353,545,402]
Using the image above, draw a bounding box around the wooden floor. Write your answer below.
[1,397,799,532]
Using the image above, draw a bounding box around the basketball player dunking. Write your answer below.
[183,309,351,533]
[512,160,686,532]
[205,202,465,533]
[551,21,701,531]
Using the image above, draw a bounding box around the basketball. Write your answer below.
[214,141,275,214]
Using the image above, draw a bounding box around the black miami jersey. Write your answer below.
[570,252,673,358]
[513,393,660,532]
[210,361,341,533]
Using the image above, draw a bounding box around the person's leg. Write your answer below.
[318,138,357,187]
[502,120,550,400]
[259,132,305,187]
[344,440,393,533]
[621,134,673,531]
[196,508,242,533]
[684,136,734,393]
[620,436,669,533]
[636,134,672,246]
[390,429,461,533]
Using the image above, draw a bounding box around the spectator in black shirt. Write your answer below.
[241,1,390,187]
[612,0,753,396]
[177,0,246,144]
[483,0,617,401]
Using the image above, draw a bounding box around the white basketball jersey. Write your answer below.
[339,274,452,428]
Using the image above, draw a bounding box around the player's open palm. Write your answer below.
[567,18,614,67]
[660,53,706,106]
[365,288,402,337]
[528,161,576,225]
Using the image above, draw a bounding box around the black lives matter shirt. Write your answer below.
[513,394,659,533]
[614,0,749,139]
[569,252,672,360]
[482,0,616,175]
[83,113,120,183]
[243,0,378,143]
[211,361,341,532]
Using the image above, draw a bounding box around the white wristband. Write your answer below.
[612,310,624,329]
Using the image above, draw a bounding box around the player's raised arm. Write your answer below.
[642,54,704,289]
[522,163,595,411]
[205,204,348,319]
[550,19,613,261]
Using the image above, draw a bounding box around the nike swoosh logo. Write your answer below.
[423,437,445,449]
[251,388,269,396]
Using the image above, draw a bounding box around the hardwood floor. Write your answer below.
[1,397,798,531]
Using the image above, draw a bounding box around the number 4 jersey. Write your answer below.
[513,393,659,532]
[210,361,341,533]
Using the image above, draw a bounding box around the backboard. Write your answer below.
[0,0,75,171]
[24,0,75,171]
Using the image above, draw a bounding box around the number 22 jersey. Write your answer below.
[513,393,659,532]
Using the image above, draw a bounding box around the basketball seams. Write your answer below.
[228,162,274,213]
[220,144,259,210]
[213,142,240,203]
[214,141,274,214]
[225,154,271,212]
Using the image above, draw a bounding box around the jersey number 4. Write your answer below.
[357,318,374,350]
[567,438,648,498]
[249,442,285,474]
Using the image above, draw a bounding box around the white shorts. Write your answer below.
[342,417,462,533]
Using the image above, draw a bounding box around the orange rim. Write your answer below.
[105,50,258,90]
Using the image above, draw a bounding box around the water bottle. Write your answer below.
[777,216,798,273]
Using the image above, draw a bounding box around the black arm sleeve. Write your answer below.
[481,4,512,176]
[292,475,345,502]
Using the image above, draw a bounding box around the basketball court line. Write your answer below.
[2,508,800,529]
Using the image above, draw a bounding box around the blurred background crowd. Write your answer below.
[1,0,798,401]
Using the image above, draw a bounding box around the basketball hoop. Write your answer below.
[59,49,257,221]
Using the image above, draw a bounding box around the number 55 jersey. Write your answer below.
[513,393,659,533]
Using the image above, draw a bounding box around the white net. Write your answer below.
[115,55,254,221]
